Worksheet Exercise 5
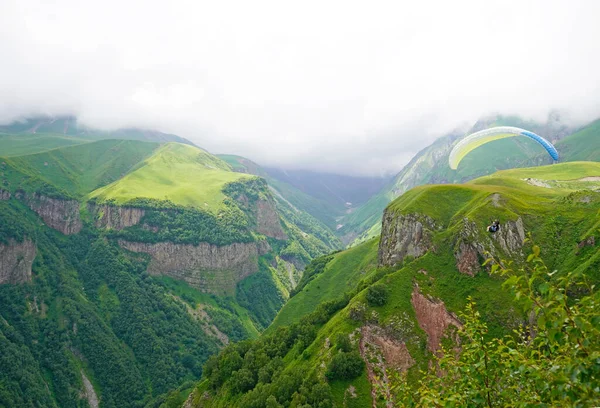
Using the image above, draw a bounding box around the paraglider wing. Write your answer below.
[448,126,559,170]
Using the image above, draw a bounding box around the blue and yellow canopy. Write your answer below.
[449,126,559,170]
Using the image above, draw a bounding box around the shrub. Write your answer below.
[366,284,389,307]
[325,351,364,381]
[335,334,352,352]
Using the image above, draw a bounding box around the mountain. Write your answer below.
[340,114,600,245]
[0,136,341,406]
[264,168,390,223]
[189,161,600,407]
[0,116,195,157]
[218,155,343,249]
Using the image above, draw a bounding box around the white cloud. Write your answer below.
[1,0,599,175]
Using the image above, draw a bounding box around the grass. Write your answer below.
[557,119,600,162]
[89,143,253,211]
[0,132,90,156]
[1,139,159,197]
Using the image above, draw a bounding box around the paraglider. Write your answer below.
[487,220,500,233]
[449,126,559,170]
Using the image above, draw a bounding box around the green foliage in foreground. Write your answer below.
[388,246,600,407]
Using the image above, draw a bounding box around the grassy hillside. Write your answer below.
[269,238,379,330]
[191,162,600,407]
[0,116,195,146]
[556,119,600,161]
[0,132,89,156]
[2,139,159,197]
[342,116,600,246]
[90,143,252,211]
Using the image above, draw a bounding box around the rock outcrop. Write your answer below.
[0,239,36,284]
[119,241,259,294]
[256,199,287,240]
[24,193,82,234]
[89,204,145,230]
[411,284,462,354]
[454,217,526,276]
[494,217,526,256]
[0,189,10,200]
[454,219,487,276]
[577,236,596,254]
[455,241,481,276]
[80,370,99,408]
[378,212,436,266]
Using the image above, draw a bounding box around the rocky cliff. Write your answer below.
[88,204,145,230]
[454,216,525,275]
[256,198,287,240]
[378,212,437,267]
[22,193,82,234]
[119,240,263,294]
[0,239,36,284]
[411,284,462,354]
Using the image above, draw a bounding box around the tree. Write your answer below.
[326,351,365,381]
[231,368,255,394]
[335,333,352,352]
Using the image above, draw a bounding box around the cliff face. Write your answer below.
[0,239,36,284]
[119,240,260,294]
[454,217,525,276]
[0,189,10,200]
[89,204,145,230]
[411,284,462,354]
[23,193,82,235]
[378,212,436,267]
[256,198,287,240]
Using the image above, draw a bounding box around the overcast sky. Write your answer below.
[1,0,599,176]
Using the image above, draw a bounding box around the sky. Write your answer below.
[1,0,599,176]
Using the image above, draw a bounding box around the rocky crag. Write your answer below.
[0,239,36,284]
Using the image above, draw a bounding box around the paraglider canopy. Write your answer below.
[449,126,559,170]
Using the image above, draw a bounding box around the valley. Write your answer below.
[0,115,599,407]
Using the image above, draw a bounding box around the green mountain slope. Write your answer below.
[0,132,90,156]
[341,115,600,246]
[556,118,600,161]
[2,139,159,197]
[191,161,600,407]
[90,143,250,211]
[269,238,379,330]
[0,116,196,157]
[0,137,344,407]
